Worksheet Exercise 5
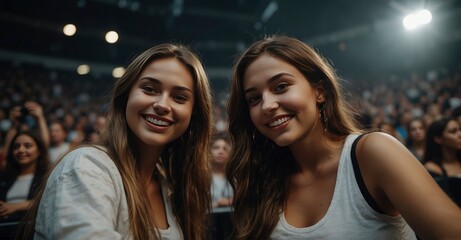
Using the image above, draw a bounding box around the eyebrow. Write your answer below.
[140,77,193,93]
[244,72,294,95]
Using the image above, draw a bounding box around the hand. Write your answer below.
[24,101,45,119]
[216,197,233,207]
[0,201,18,217]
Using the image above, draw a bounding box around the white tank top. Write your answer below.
[271,134,417,240]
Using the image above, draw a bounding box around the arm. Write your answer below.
[356,132,461,239]
[35,151,124,239]
[0,200,32,217]
[24,101,50,147]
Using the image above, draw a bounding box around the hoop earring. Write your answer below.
[252,129,268,147]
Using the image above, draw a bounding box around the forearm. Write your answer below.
[37,116,50,147]
[13,200,32,212]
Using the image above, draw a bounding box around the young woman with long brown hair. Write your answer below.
[20,43,213,239]
[226,35,461,239]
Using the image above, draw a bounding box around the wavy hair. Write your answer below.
[226,35,360,239]
[20,44,212,240]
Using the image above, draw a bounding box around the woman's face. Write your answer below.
[211,139,231,164]
[13,134,40,167]
[438,120,461,151]
[126,57,195,149]
[409,120,425,142]
[242,53,323,147]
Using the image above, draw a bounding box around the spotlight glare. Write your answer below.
[105,31,119,43]
[417,9,432,24]
[403,9,432,30]
[63,24,77,36]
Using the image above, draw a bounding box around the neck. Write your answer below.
[413,140,425,148]
[290,131,342,172]
[213,163,226,175]
[20,162,36,176]
[442,148,459,163]
[137,144,164,185]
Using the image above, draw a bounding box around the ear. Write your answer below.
[314,86,325,104]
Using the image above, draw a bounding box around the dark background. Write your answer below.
[1,0,460,91]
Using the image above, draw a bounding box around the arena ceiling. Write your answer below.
[1,0,461,88]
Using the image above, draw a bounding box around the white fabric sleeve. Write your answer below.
[34,147,126,240]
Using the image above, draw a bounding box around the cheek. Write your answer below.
[249,108,259,125]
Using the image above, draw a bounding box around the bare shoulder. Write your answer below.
[356,132,405,158]
[354,131,424,180]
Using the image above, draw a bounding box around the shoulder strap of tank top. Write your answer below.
[351,133,385,214]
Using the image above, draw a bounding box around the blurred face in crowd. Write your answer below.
[436,120,461,151]
[50,122,67,145]
[13,134,40,168]
[409,120,425,142]
[211,139,231,165]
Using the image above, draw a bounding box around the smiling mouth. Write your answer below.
[268,115,293,128]
[144,116,172,127]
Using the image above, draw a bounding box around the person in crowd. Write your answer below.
[423,117,461,177]
[405,118,426,162]
[377,121,404,143]
[226,35,461,239]
[48,121,70,164]
[211,132,233,208]
[4,102,50,157]
[0,131,49,222]
[19,43,213,239]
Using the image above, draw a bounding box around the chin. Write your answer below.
[272,138,293,147]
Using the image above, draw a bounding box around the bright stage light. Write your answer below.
[403,9,432,30]
[112,67,125,78]
[77,64,90,75]
[63,24,77,36]
[105,31,119,43]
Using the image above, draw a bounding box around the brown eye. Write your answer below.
[274,82,289,92]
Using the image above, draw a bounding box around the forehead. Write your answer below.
[139,57,194,89]
[445,120,460,130]
[213,139,230,147]
[16,134,35,143]
[243,54,302,87]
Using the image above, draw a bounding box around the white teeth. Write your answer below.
[146,117,170,126]
[268,116,292,127]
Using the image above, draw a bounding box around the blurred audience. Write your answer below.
[405,118,426,162]
[0,131,49,222]
[210,132,233,209]
[377,121,405,143]
[48,121,70,164]
[423,117,461,177]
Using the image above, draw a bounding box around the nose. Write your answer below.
[153,94,171,115]
[261,93,278,114]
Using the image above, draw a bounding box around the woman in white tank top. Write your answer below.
[226,35,461,239]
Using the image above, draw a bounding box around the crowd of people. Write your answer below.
[0,35,460,239]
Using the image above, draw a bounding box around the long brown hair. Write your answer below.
[20,43,213,239]
[226,35,360,239]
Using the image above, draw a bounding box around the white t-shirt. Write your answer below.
[211,174,233,206]
[48,142,70,164]
[6,173,34,203]
[34,146,183,240]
